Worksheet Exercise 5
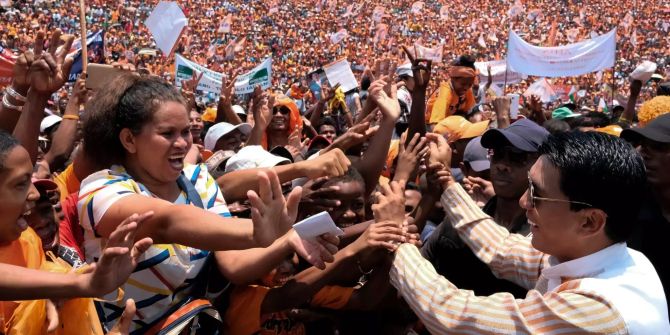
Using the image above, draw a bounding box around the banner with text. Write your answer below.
[507,29,616,77]
[234,57,272,94]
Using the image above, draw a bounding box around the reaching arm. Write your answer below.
[217,149,351,202]
[390,243,627,334]
[44,76,87,171]
[13,89,47,163]
[404,45,431,142]
[619,79,642,124]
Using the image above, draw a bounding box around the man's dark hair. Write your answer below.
[452,55,476,69]
[539,131,646,243]
[576,112,611,128]
[0,130,19,171]
[543,118,571,135]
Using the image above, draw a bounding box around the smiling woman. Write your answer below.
[78,74,339,333]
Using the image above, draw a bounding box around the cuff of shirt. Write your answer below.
[440,182,491,229]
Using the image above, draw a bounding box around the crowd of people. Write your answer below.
[1,0,670,334]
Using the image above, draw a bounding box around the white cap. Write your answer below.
[396,63,413,78]
[40,115,62,133]
[232,105,246,116]
[204,122,252,151]
[224,145,290,173]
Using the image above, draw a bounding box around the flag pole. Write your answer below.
[79,0,88,72]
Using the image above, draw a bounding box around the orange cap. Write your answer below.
[594,125,624,137]
[433,116,490,142]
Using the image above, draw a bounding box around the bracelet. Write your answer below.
[6,86,27,103]
[356,260,374,275]
[2,94,23,112]
[62,115,80,121]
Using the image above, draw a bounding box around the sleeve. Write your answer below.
[309,286,355,310]
[224,285,270,335]
[77,170,138,234]
[389,244,627,334]
[441,183,548,289]
[187,164,231,217]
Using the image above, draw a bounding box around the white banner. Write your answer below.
[323,59,358,93]
[234,57,272,95]
[175,54,223,93]
[145,1,188,55]
[507,29,616,77]
[474,60,526,85]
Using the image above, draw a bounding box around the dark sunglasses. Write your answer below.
[488,146,533,166]
[273,106,290,115]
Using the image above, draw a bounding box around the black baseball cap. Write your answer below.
[621,113,670,144]
[481,119,550,152]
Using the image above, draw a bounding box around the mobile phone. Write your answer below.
[85,64,127,90]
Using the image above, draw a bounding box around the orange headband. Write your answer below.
[448,66,477,78]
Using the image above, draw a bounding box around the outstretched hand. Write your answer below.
[247,169,302,246]
[287,230,339,270]
[28,29,74,95]
[80,212,154,297]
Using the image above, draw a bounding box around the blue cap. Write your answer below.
[481,119,549,152]
[463,136,490,172]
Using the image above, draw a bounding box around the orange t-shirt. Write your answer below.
[225,285,354,335]
[0,228,45,330]
[53,164,80,202]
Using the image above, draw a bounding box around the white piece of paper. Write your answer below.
[414,43,443,63]
[145,1,188,55]
[523,78,557,103]
[293,212,344,239]
[234,57,273,95]
[507,29,616,78]
[323,59,358,93]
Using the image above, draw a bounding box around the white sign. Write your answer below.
[474,60,526,85]
[414,44,443,63]
[145,1,188,55]
[439,5,449,20]
[323,59,358,93]
[372,6,385,22]
[507,29,616,78]
[175,54,224,93]
[411,1,424,14]
[234,57,273,95]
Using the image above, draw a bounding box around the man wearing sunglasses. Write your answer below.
[621,112,670,312]
[421,119,549,297]
[390,131,668,333]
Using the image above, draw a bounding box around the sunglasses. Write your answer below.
[527,172,593,209]
[273,106,290,115]
[488,147,534,166]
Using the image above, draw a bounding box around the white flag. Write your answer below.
[622,13,634,30]
[145,1,188,55]
[507,29,616,77]
[372,6,385,22]
[411,1,424,14]
[439,5,449,20]
[508,0,524,18]
[523,78,557,103]
[488,31,499,43]
[330,29,348,44]
[478,34,487,48]
[219,14,232,33]
[630,28,638,48]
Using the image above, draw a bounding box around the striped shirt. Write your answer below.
[77,164,231,333]
[390,183,669,334]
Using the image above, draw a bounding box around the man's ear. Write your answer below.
[119,128,137,154]
[578,208,608,238]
